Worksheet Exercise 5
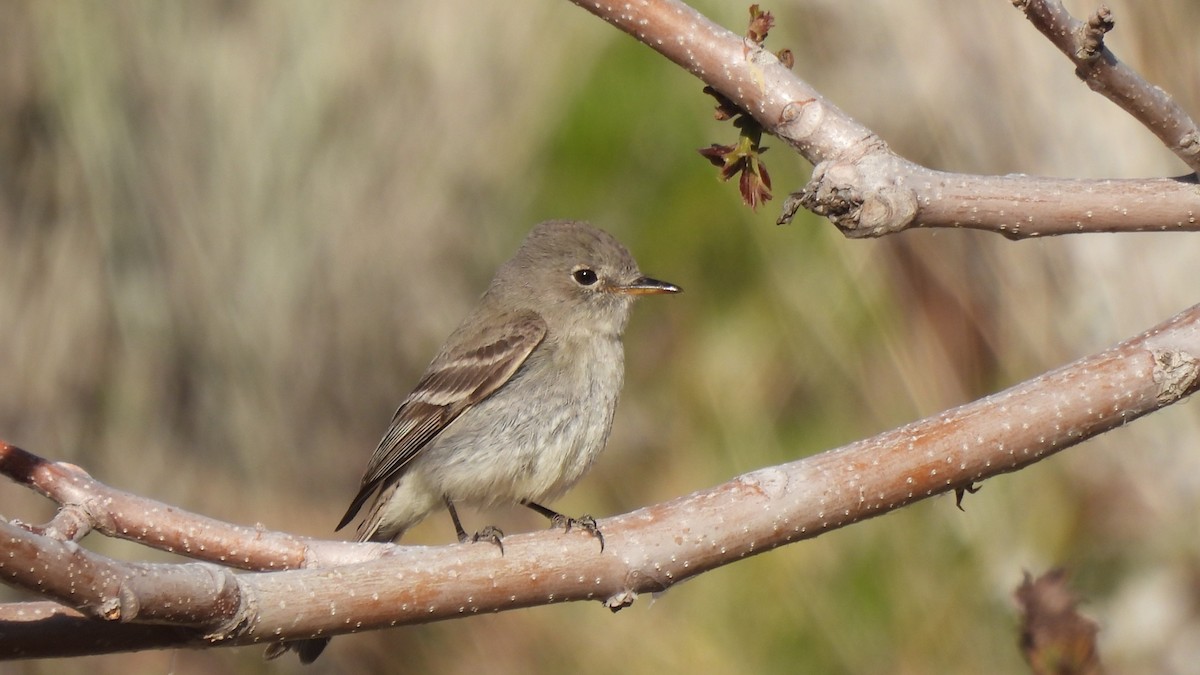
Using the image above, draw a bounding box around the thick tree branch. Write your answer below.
[0,602,198,660]
[3,302,1198,658]
[1,519,241,627]
[568,0,1200,236]
[796,171,1200,239]
[3,0,1198,661]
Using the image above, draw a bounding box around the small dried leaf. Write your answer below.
[747,4,774,44]
[698,144,734,169]
[757,156,772,191]
[1015,570,1103,675]
[739,157,773,210]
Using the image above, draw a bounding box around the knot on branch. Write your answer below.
[1178,131,1200,163]
[94,582,141,622]
[786,160,918,237]
[1075,6,1114,61]
[605,589,638,612]
[1151,349,1200,402]
[36,504,94,542]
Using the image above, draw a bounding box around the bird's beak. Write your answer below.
[613,276,682,296]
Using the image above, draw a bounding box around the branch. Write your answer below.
[3,302,1198,657]
[1013,0,1200,173]
[568,0,1200,237]
[0,443,389,571]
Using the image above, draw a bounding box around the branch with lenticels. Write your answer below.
[569,0,1200,237]
[3,300,1198,658]
[3,0,1200,661]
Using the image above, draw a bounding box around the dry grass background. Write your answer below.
[2,1,1199,673]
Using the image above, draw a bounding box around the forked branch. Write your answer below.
[3,0,1200,660]
[3,301,1198,657]
[569,0,1200,237]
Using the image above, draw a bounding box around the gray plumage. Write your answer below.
[342,219,678,542]
[270,220,678,664]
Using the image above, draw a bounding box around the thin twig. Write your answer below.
[1012,0,1200,174]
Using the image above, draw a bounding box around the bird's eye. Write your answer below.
[572,268,599,286]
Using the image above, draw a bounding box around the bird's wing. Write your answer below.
[335,311,547,530]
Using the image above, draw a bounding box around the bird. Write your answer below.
[268,220,679,663]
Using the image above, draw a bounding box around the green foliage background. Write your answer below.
[2,1,1199,673]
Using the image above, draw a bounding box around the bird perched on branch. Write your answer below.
[268,220,680,663]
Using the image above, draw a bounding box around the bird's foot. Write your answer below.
[551,513,605,552]
[469,525,506,554]
[954,482,982,511]
[522,500,605,552]
[446,497,504,553]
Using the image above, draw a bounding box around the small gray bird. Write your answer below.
[270,220,678,663]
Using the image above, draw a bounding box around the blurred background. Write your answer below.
[2,1,1199,673]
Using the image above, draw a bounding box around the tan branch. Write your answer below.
[0,519,240,627]
[0,443,389,571]
[3,302,1198,657]
[0,603,197,659]
[1012,0,1200,174]
[568,0,1200,236]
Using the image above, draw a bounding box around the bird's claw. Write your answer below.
[552,513,605,552]
[469,525,506,554]
[954,482,981,511]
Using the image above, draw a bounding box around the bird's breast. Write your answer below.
[420,333,626,505]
